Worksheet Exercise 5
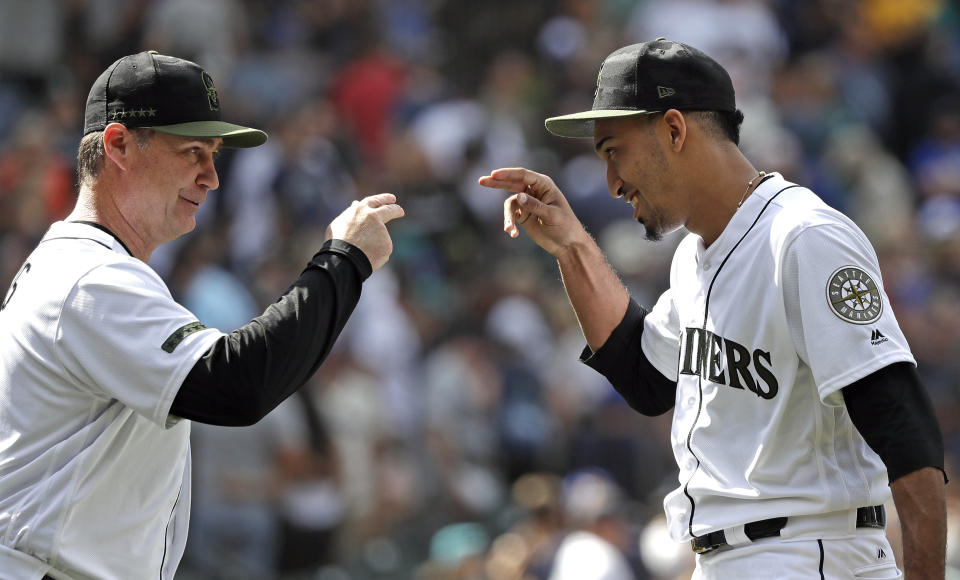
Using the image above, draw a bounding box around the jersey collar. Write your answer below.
[697,172,787,261]
[42,221,134,257]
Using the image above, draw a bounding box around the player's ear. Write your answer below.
[102,123,134,172]
[662,109,687,152]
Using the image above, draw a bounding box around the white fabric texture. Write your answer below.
[0,222,223,579]
[638,174,913,541]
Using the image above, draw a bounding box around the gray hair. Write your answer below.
[76,128,155,188]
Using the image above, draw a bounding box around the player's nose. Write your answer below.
[196,156,220,191]
[607,168,624,199]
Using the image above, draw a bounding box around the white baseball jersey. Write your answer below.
[0,221,224,579]
[639,173,915,541]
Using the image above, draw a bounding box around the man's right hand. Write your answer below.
[479,167,630,351]
[478,167,591,258]
[326,193,404,272]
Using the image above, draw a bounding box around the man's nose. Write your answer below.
[197,155,220,191]
[608,172,624,199]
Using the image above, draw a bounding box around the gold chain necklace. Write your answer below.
[737,170,767,208]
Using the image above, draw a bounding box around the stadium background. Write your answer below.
[1,0,959,578]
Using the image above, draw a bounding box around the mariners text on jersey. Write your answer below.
[679,327,778,399]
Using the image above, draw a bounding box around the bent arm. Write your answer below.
[170,240,370,426]
[556,234,631,351]
[580,299,677,416]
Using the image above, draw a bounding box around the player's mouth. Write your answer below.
[179,195,202,207]
[623,190,642,217]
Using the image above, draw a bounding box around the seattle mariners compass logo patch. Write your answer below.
[826,266,882,324]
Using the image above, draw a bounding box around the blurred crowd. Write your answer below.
[2,0,960,578]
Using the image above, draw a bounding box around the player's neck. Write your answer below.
[685,149,760,248]
[69,184,154,262]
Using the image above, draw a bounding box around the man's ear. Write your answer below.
[102,123,133,172]
[662,109,687,152]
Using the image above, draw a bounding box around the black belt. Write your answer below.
[691,505,886,554]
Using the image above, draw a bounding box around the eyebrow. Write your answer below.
[594,136,612,154]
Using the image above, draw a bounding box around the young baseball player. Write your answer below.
[0,52,403,579]
[480,39,947,579]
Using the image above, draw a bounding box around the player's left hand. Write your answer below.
[478,167,590,258]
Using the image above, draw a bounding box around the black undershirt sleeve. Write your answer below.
[842,362,947,484]
[580,298,677,416]
[170,239,371,426]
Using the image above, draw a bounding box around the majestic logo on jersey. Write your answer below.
[827,266,882,324]
[870,328,888,346]
[679,328,779,399]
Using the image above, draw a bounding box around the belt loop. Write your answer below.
[723,524,752,548]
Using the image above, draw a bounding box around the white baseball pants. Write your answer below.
[692,528,901,579]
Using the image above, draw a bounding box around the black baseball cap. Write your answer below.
[545,38,736,138]
[83,51,267,148]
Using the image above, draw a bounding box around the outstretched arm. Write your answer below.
[479,167,629,351]
[171,194,404,426]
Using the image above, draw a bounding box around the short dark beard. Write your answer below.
[637,211,664,242]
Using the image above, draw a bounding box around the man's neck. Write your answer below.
[685,149,760,248]
[69,185,152,262]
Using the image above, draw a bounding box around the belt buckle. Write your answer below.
[692,542,721,555]
[691,533,725,555]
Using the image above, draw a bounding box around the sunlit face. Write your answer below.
[593,115,685,241]
[125,132,222,247]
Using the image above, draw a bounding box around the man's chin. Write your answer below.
[636,217,663,242]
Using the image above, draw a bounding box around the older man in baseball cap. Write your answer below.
[0,51,403,579]
[481,38,946,579]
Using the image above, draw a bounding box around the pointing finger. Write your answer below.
[371,203,405,224]
[479,176,525,193]
[363,193,397,208]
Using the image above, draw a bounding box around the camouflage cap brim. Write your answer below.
[544,109,657,139]
[148,121,268,148]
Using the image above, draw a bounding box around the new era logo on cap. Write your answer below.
[657,86,676,98]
